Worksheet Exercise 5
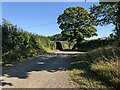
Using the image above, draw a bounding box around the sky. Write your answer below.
[2,2,114,39]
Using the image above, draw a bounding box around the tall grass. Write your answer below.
[70,46,120,89]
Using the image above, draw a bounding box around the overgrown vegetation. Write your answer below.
[48,34,63,41]
[65,2,120,89]
[70,46,120,89]
[2,19,56,65]
[73,38,116,51]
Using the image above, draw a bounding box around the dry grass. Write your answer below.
[70,46,120,90]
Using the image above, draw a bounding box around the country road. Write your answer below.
[1,51,83,88]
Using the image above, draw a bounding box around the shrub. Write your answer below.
[2,19,56,65]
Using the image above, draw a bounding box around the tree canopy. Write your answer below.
[90,2,120,45]
[57,6,97,43]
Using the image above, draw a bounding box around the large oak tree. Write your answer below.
[57,6,97,45]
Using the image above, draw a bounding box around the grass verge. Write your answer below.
[70,46,120,90]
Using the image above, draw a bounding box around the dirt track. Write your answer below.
[1,51,82,88]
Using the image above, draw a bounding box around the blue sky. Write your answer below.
[2,2,114,39]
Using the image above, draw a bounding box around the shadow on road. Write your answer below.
[2,81,13,86]
[2,53,75,79]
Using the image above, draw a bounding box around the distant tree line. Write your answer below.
[48,34,63,41]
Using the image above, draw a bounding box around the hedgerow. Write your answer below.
[2,19,56,65]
